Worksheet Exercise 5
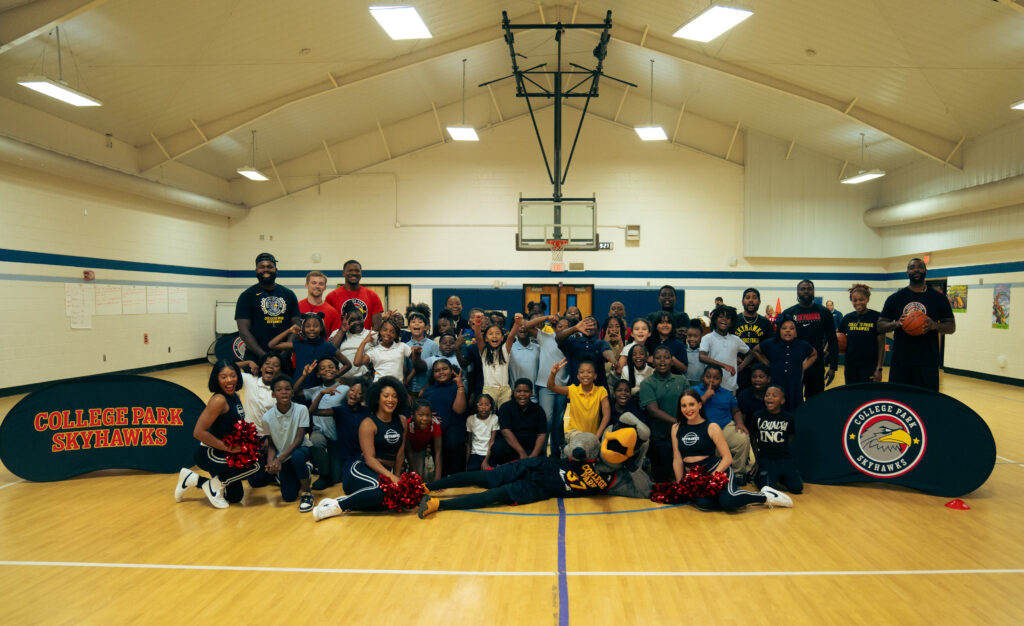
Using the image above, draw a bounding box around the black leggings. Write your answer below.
[426,472,514,510]
[194,446,261,503]
[331,459,386,512]
[690,468,767,511]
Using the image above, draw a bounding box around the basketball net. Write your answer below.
[545,239,568,272]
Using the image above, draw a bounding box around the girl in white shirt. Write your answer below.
[473,313,523,410]
[353,318,411,381]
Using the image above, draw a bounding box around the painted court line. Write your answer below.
[0,480,24,490]
[556,499,569,626]
[1,561,1022,578]
[997,455,1019,464]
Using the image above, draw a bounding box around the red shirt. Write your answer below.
[298,300,342,338]
[325,285,383,330]
[407,419,442,452]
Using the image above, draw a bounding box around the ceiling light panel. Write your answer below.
[369,6,432,40]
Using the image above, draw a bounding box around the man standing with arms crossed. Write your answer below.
[783,280,838,400]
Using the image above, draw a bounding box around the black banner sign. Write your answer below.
[791,383,995,497]
[0,375,205,482]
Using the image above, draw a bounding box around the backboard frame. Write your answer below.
[516,196,599,251]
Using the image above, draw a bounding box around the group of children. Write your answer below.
[176,282,893,513]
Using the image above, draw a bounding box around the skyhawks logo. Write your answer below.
[844,400,926,478]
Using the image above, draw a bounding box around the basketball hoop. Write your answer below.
[545,239,568,272]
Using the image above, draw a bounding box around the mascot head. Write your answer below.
[563,431,600,461]
[601,426,638,465]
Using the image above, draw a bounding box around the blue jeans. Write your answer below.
[538,386,567,459]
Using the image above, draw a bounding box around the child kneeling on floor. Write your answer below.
[263,375,315,512]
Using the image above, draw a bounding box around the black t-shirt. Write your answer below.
[736,387,766,422]
[498,400,547,450]
[610,398,646,427]
[839,309,881,367]
[751,408,795,458]
[880,287,953,368]
[235,283,300,352]
[783,303,838,369]
[734,314,774,389]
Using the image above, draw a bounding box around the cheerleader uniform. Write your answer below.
[331,413,405,512]
[675,419,766,511]
[192,393,263,503]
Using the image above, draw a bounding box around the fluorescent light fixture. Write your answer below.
[17,75,101,107]
[369,6,432,40]
[236,167,269,181]
[1012,99,1024,110]
[446,126,479,141]
[841,169,886,184]
[673,5,754,42]
[634,126,668,141]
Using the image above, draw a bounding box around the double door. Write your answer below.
[523,284,593,318]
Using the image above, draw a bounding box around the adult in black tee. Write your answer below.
[488,380,548,466]
[235,252,300,359]
[647,285,690,336]
[839,284,885,385]
[879,258,955,391]
[782,280,838,399]
[734,288,774,391]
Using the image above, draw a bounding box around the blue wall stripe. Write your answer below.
[0,248,229,277]
[2,247,1024,283]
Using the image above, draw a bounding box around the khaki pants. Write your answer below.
[721,421,753,475]
[482,384,512,411]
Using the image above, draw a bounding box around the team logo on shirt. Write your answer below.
[681,431,700,447]
[843,400,926,478]
[902,302,927,316]
[341,299,369,318]
[260,296,286,318]
[383,427,401,445]
[232,336,247,359]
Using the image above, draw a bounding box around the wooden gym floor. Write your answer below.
[1,363,1022,625]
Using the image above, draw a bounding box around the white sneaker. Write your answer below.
[760,486,793,509]
[313,498,342,521]
[174,468,198,502]
[201,480,229,509]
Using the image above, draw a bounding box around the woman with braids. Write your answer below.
[839,283,885,384]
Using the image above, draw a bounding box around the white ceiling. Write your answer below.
[1,0,1023,206]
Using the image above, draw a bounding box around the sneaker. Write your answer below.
[417,494,439,519]
[174,468,198,502]
[201,480,229,509]
[760,486,793,509]
[311,477,333,491]
[299,493,315,513]
[313,498,342,521]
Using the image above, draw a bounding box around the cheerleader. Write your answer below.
[174,361,262,508]
[671,389,791,511]
[312,376,411,520]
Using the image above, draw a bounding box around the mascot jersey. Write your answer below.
[498,456,616,505]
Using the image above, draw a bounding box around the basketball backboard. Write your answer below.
[516,196,598,251]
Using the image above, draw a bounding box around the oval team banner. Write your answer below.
[791,383,995,497]
[0,375,205,482]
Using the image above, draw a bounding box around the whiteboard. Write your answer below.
[216,301,237,334]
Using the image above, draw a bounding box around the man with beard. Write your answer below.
[647,285,689,332]
[235,252,300,359]
[298,271,341,337]
[783,280,838,400]
[733,288,774,392]
[878,258,955,391]
[325,259,384,331]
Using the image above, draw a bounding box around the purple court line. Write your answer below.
[557,498,569,626]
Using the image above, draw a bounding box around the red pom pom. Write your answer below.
[649,466,729,504]
[378,472,427,512]
[222,420,261,468]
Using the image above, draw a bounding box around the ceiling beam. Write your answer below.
[572,10,963,169]
[0,0,108,55]
[137,13,540,172]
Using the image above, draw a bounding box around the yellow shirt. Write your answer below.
[566,384,608,434]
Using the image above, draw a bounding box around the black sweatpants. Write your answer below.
[754,457,803,494]
[194,445,261,503]
[889,365,940,392]
[844,362,877,385]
